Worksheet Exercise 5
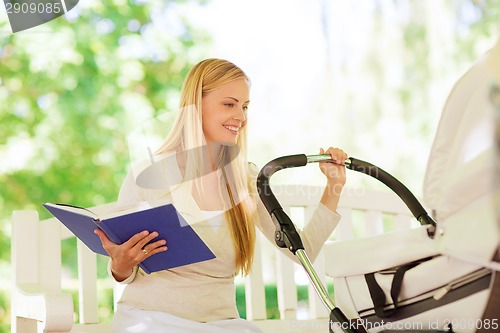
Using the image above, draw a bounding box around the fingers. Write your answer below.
[105,230,167,281]
[319,146,348,186]
[124,230,167,258]
[94,228,112,247]
[124,230,153,249]
[97,228,167,260]
[322,147,348,165]
[141,238,168,259]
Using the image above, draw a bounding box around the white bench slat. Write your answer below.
[395,213,414,230]
[11,211,74,333]
[71,323,112,333]
[12,211,40,292]
[365,210,383,236]
[40,218,62,293]
[276,252,298,319]
[245,232,267,320]
[335,207,354,240]
[77,240,99,324]
[338,188,410,214]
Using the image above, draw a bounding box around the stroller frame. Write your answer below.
[257,153,453,333]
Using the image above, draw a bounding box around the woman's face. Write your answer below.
[201,78,250,145]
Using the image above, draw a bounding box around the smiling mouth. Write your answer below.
[223,125,240,135]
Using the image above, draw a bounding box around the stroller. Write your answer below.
[256,39,500,333]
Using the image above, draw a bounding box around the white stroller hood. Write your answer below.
[423,37,500,267]
[321,38,500,332]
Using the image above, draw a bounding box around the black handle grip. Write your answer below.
[347,158,436,236]
[257,154,307,214]
[347,158,425,218]
[257,154,307,252]
[257,154,436,239]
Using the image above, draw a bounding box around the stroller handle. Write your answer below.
[256,153,438,333]
[257,154,437,239]
[256,154,375,333]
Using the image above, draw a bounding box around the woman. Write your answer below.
[95,58,348,333]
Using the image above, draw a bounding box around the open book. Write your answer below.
[43,202,216,274]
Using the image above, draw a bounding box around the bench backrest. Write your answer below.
[11,185,415,332]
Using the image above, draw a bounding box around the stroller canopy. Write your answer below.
[423,37,500,267]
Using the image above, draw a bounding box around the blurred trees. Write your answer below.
[267,0,500,194]
[0,0,210,245]
[0,0,210,330]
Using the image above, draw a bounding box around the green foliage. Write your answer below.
[235,284,283,320]
[1,0,210,216]
[0,1,210,253]
[0,0,210,329]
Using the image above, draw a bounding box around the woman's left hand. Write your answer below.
[318,147,348,212]
[319,147,348,188]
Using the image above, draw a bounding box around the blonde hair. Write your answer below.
[156,59,256,275]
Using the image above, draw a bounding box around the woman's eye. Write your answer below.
[224,103,234,107]
[243,105,249,112]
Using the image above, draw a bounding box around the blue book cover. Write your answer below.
[43,202,216,274]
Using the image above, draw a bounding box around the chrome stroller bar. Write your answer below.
[295,248,362,333]
[256,153,438,333]
[295,249,335,310]
[305,154,352,166]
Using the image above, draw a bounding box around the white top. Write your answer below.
[113,162,341,322]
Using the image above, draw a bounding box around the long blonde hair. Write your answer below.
[156,59,256,275]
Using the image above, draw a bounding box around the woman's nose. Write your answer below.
[233,107,246,122]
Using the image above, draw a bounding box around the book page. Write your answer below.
[43,203,98,218]
[99,199,172,221]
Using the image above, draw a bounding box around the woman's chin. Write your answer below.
[221,141,238,147]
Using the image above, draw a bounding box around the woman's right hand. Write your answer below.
[94,229,168,281]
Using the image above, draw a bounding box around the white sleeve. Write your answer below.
[107,260,139,284]
[117,168,144,206]
[249,162,341,263]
